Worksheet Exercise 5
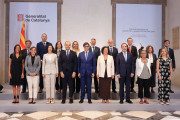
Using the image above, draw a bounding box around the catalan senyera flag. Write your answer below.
[19,20,26,50]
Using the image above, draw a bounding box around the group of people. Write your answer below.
[8,33,176,105]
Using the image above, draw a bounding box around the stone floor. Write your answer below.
[0,111,180,120]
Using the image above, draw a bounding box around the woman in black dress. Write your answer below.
[9,44,24,103]
[146,46,157,93]
[157,48,172,105]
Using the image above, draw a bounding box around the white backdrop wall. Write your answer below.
[9,2,57,55]
[61,0,112,51]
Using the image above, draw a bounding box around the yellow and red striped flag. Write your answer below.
[19,20,26,50]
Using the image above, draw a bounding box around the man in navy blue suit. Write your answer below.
[116,43,134,104]
[78,42,96,104]
[36,33,51,93]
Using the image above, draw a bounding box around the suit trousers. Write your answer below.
[119,76,130,101]
[81,72,92,100]
[62,72,74,99]
[44,74,56,99]
[27,76,39,99]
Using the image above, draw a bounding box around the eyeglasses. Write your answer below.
[84,46,89,47]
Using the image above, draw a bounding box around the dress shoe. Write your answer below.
[69,98,73,104]
[61,99,66,104]
[79,99,84,104]
[119,100,123,104]
[88,99,92,104]
[169,89,174,93]
[130,89,136,93]
[126,100,133,104]
[95,90,99,93]
[38,89,43,93]
[112,90,117,93]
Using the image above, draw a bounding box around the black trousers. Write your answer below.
[112,78,116,91]
[22,70,28,92]
[94,75,99,92]
[62,72,74,99]
[137,77,150,98]
[55,75,63,90]
[130,66,136,90]
[39,64,44,89]
[119,76,130,101]
[73,74,81,93]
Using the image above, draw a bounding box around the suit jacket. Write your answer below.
[108,46,118,69]
[42,53,58,74]
[25,55,41,76]
[97,55,114,77]
[116,52,135,77]
[59,50,77,74]
[158,48,176,68]
[78,51,96,76]
[36,41,51,60]
[146,53,157,70]
[22,49,29,59]
[127,45,138,63]
[89,46,100,60]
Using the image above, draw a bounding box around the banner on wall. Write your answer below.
[9,2,57,55]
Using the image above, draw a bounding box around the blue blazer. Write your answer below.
[36,42,51,60]
[116,52,135,77]
[78,51,96,76]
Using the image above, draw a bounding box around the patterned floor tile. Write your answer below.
[159,111,172,116]
[7,118,20,120]
[174,111,180,115]
[26,111,59,120]
[76,111,107,119]
[110,112,121,116]
[62,112,72,116]
[108,116,131,120]
[11,113,24,118]
[0,112,9,118]
[124,111,156,119]
[161,116,180,120]
[55,116,77,120]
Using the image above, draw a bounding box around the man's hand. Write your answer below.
[91,73,95,78]
[72,72,76,78]
[130,74,134,78]
[78,73,81,78]
[97,75,99,79]
[61,72,64,78]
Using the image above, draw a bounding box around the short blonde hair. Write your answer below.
[159,47,169,58]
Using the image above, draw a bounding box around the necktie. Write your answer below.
[85,52,88,61]
[129,47,131,53]
[43,42,46,46]
[92,46,95,53]
[67,51,69,58]
[110,47,113,55]
[27,49,29,55]
[124,53,127,62]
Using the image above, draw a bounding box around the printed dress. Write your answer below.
[158,57,171,102]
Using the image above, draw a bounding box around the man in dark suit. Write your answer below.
[116,43,134,104]
[36,33,51,93]
[78,42,96,104]
[89,38,100,93]
[59,41,77,104]
[158,40,176,93]
[21,40,32,93]
[127,38,137,93]
[108,39,118,93]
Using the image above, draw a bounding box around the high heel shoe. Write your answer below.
[12,96,16,104]
[16,96,19,103]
